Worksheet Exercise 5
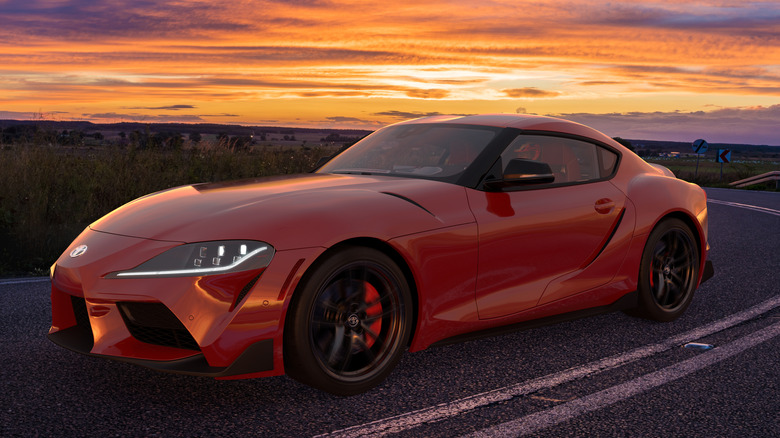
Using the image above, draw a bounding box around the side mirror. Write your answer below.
[484,158,555,190]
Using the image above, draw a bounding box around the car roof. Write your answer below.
[397,114,617,146]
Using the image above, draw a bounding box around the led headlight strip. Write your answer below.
[114,246,268,277]
[106,240,275,279]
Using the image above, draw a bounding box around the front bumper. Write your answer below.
[47,227,322,378]
[48,262,278,377]
[48,322,273,377]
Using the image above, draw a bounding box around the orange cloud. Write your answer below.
[0,0,777,143]
[502,88,561,98]
[404,89,451,99]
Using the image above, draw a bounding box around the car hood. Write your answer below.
[90,173,476,250]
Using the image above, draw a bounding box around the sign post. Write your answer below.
[692,139,709,179]
[716,149,731,182]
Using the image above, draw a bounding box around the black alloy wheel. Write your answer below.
[632,218,700,322]
[284,246,412,395]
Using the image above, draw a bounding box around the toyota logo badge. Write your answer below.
[69,245,88,258]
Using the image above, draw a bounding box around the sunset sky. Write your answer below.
[1,0,778,144]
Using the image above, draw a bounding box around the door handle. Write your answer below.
[594,198,615,214]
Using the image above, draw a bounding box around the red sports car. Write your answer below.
[49,114,713,395]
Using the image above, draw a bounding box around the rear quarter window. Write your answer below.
[598,147,619,178]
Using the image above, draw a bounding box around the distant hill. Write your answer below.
[0,119,372,138]
[630,139,780,161]
[2,119,777,160]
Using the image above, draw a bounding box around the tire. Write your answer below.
[284,246,413,395]
[631,218,700,322]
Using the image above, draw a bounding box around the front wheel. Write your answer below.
[284,247,412,395]
[631,218,700,322]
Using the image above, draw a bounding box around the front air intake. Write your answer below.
[69,295,95,349]
[70,295,92,332]
[117,302,200,351]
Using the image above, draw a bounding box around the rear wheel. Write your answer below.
[284,247,412,395]
[631,218,699,321]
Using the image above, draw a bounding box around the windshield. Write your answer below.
[317,124,499,182]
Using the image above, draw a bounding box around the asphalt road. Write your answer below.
[2,188,779,437]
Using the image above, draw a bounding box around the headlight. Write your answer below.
[106,240,275,278]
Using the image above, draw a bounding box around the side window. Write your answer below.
[500,135,615,185]
[598,147,619,178]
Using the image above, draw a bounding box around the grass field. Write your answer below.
[0,142,339,276]
[0,143,777,276]
[645,157,779,188]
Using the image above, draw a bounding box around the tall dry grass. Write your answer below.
[645,158,779,189]
[0,142,338,275]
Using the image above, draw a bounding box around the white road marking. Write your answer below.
[465,320,780,437]
[317,295,780,438]
[708,198,780,217]
[0,277,49,285]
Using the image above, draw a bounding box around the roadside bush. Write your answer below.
[0,143,337,276]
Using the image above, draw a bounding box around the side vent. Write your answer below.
[232,273,262,311]
[581,208,626,268]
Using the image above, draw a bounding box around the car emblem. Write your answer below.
[346,314,360,328]
[69,245,88,258]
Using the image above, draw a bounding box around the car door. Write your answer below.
[467,134,625,319]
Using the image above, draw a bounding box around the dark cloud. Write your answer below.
[267,0,331,4]
[502,88,561,98]
[326,116,366,123]
[587,4,674,27]
[0,110,38,119]
[0,110,71,120]
[80,112,145,120]
[0,0,254,42]
[125,105,197,110]
[318,116,384,128]
[148,114,207,122]
[554,105,780,146]
[589,3,780,36]
[372,111,444,120]
[82,112,206,122]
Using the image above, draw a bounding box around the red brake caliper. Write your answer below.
[363,282,382,348]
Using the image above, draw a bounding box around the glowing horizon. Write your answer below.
[1,0,779,144]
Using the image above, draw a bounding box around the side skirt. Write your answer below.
[430,291,638,348]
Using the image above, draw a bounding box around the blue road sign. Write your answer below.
[717,149,731,163]
[692,139,709,154]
